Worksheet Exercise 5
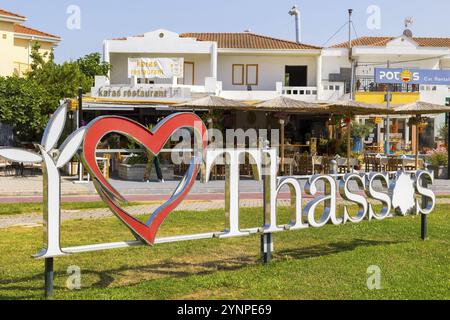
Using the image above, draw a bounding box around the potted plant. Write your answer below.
[350,121,374,153]
[118,151,148,181]
[427,147,448,179]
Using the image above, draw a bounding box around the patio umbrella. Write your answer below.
[254,96,329,113]
[254,97,330,173]
[175,95,249,110]
[393,101,450,169]
[327,100,396,172]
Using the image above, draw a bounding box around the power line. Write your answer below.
[356,55,448,67]
[322,21,349,47]
[351,21,359,41]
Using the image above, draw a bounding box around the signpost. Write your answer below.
[375,68,450,85]
[0,107,438,299]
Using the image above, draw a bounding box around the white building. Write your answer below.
[87,28,450,151]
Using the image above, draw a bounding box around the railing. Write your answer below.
[356,77,419,93]
[320,82,345,101]
[281,86,318,100]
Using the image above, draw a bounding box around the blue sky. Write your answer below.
[2,0,450,63]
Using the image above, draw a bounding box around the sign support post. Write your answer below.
[421,175,428,240]
[44,257,54,299]
[261,142,272,264]
[261,234,272,264]
[385,61,391,155]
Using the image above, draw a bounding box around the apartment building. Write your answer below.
[0,8,60,77]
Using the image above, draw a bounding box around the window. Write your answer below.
[246,64,258,86]
[183,62,195,85]
[232,64,244,85]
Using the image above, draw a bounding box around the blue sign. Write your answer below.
[375,68,450,85]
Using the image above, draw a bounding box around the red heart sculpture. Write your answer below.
[82,113,207,245]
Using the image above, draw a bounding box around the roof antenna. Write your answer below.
[403,17,413,37]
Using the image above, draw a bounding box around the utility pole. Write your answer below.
[348,9,355,100]
[77,87,83,129]
[385,61,391,154]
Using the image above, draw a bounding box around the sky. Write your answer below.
[2,0,450,63]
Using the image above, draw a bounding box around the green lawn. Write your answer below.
[0,201,145,216]
[0,204,449,300]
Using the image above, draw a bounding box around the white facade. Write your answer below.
[97,29,345,102]
[95,29,450,111]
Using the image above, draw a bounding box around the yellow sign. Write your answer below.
[128,58,184,79]
[68,99,78,111]
[400,69,413,83]
[374,117,383,125]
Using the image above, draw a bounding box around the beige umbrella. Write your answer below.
[254,97,330,173]
[327,100,396,172]
[175,95,249,110]
[327,100,395,115]
[393,101,450,169]
[254,96,329,113]
[393,101,450,115]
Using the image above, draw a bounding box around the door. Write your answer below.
[183,62,195,85]
[285,66,307,87]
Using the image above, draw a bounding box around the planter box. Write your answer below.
[429,165,448,179]
[118,164,146,181]
[149,164,174,181]
[118,163,175,181]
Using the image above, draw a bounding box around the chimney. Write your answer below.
[288,5,301,43]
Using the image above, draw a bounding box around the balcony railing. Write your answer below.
[356,77,419,93]
[281,86,318,99]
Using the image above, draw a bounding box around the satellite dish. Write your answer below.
[403,17,414,37]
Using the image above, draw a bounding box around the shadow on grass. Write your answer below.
[0,238,402,299]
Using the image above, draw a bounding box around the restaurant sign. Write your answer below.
[93,85,191,101]
[375,68,450,85]
[128,57,184,79]
[0,103,436,296]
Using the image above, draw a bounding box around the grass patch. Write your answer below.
[0,204,449,300]
[0,201,149,216]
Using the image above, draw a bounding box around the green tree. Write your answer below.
[76,52,110,84]
[0,76,59,142]
[28,42,91,97]
[0,43,111,143]
[28,43,110,96]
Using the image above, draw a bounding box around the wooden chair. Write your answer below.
[297,154,313,175]
[0,158,12,176]
[387,156,402,172]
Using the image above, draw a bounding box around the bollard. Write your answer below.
[421,164,429,240]
[44,257,54,299]
[261,140,272,264]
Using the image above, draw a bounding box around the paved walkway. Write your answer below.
[1,175,450,203]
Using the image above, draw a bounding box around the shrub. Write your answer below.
[427,147,448,167]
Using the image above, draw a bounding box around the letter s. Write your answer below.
[366,172,391,220]
[415,171,435,215]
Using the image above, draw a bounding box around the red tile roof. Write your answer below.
[111,32,321,50]
[0,8,26,19]
[14,24,60,40]
[331,36,450,48]
[180,32,321,50]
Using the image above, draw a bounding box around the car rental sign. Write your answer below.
[0,102,437,297]
[375,68,450,85]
